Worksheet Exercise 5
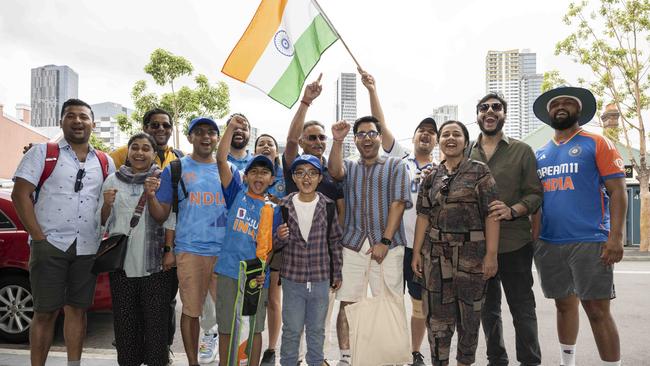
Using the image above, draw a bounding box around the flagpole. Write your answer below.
[311,0,362,70]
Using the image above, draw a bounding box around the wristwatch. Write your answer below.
[163,245,173,253]
[509,207,518,220]
[380,237,392,246]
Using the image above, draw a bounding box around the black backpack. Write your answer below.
[169,159,188,215]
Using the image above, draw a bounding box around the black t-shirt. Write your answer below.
[282,154,344,201]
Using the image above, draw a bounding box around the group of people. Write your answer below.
[11,68,627,366]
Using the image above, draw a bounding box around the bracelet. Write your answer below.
[300,100,311,107]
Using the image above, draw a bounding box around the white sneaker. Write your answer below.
[198,333,218,364]
[336,355,351,366]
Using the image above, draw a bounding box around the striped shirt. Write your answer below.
[341,156,412,251]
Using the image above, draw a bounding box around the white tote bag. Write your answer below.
[345,265,411,366]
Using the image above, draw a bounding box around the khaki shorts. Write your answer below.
[176,252,217,317]
[216,276,268,334]
[336,240,404,302]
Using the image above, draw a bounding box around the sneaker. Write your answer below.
[336,355,351,366]
[260,349,276,366]
[198,333,218,364]
[411,351,425,366]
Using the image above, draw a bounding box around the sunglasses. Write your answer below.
[439,173,456,196]
[355,131,380,140]
[148,122,173,130]
[478,102,503,113]
[293,170,321,178]
[74,169,86,192]
[306,134,328,142]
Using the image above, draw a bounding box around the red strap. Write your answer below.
[95,151,110,180]
[38,142,60,190]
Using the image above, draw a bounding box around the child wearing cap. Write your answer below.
[148,117,230,366]
[214,117,284,366]
[274,154,344,366]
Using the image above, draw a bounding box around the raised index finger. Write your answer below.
[316,72,322,83]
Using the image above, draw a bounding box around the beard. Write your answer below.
[230,136,249,149]
[550,111,579,130]
[478,116,505,136]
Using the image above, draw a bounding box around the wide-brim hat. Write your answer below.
[533,86,596,126]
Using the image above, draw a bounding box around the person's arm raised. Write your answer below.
[328,120,350,181]
[218,116,247,187]
[358,67,394,152]
[285,74,323,166]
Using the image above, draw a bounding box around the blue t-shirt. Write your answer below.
[214,172,282,287]
[228,151,254,171]
[535,130,625,244]
[156,156,232,256]
[268,165,286,199]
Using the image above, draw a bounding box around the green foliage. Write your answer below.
[90,134,110,152]
[118,50,230,144]
[542,70,569,92]
[556,0,649,171]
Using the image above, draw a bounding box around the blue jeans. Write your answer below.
[280,279,329,366]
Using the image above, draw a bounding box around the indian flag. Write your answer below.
[222,0,339,108]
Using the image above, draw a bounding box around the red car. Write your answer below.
[0,190,112,343]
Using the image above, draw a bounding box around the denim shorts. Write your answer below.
[534,240,615,300]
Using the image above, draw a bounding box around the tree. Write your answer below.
[118,49,230,146]
[556,0,650,250]
[90,134,110,152]
[541,70,568,92]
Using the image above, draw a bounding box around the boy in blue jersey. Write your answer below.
[214,117,283,366]
[532,87,627,366]
[148,117,231,366]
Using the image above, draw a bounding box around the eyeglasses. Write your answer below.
[148,122,172,130]
[439,173,456,196]
[293,170,320,178]
[306,134,328,142]
[192,128,219,137]
[354,131,380,140]
[478,103,503,113]
[74,169,86,192]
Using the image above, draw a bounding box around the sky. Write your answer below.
[0,0,621,146]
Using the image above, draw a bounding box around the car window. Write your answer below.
[0,210,15,229]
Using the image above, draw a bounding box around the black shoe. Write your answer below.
[261,349,276,366]
[411,351,425,366]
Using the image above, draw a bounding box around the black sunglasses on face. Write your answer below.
[148,122,173,130]
[355,131,380,139]
[478,103,503,113]
[74,169,86,192]
[306,134,328,142]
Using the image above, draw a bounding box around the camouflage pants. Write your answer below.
[421,237,487,366]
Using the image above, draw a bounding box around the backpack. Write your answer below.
[280,201,336,284]
[35,142,110,202]
[171,148,184,159]
[169,159,188,214]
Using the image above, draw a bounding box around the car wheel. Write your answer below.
[0,274,33,343]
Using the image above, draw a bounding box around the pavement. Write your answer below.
[1,259,649,366]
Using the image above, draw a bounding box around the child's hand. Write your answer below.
[331,279,342,291]
[254,274,265,287]
[278,223,289,240]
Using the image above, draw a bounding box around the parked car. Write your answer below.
[0,190,112,343]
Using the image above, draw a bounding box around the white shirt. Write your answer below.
[14,140,116,255]
[383,141,435,248]
[291,194,319,242]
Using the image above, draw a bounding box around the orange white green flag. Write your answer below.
[222,0,339,108]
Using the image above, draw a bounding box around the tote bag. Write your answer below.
[345,265,411,366]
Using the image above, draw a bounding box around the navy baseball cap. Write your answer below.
[290,154,322,173]
[244,154,275,175]
[188,117,220,136]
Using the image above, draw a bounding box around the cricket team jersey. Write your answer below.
[535,129,625,244]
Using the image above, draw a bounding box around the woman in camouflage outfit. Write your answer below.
[412,120,500,366]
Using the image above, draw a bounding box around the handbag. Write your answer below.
[91,190,148,275]
[345,263,412,366]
